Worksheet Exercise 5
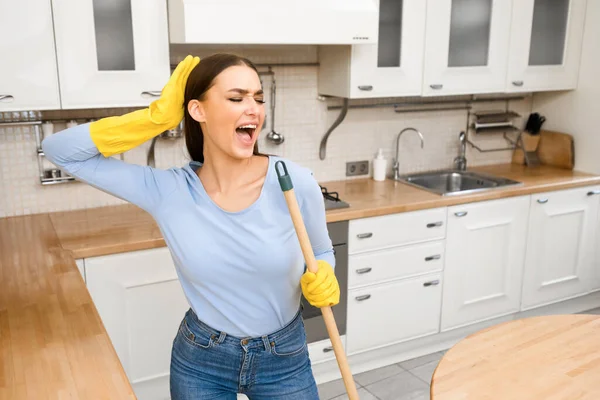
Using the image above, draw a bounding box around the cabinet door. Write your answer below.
[307,335,347,365]
[522,187,600,310]
[347,272,442,354]
[442,196,529,331]
[348,240,445,289]
[422,0,512,96]
[317,0,426,98]
[85,248,190,400]
[0,0,60,111]
[51,0,170,109]
[507,0,587,92]
[349,207,447,254]
[349,0,426,98]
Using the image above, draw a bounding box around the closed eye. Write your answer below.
[229,98,266,104]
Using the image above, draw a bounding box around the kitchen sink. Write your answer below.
[396,169,522,196]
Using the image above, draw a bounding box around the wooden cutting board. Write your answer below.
[537,129,575,169]
[512,130,574,169]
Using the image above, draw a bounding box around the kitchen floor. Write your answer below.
[317,307,600,400]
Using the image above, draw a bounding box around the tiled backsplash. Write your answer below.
[0,46,532,217]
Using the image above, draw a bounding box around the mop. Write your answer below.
[276,160,359,400]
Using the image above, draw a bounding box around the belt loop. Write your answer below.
[217,331,227,344]
[261,335,271,352]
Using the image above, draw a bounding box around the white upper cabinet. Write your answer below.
[0,0,61,111]
[521,186,600,310]
[318,0,427,98]
[168,0,378,45]
[51,0,171,109]
[507,0,587,92]
[422,0,513,96]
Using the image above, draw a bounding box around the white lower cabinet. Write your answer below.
[308,335,346,365]
[521,187,600,309]
[594,193,600,292]
[441,196,530,331]
[348,240,445,289]
[85,247,189,400]
[347,272,442,354]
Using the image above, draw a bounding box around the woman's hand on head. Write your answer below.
[300,260,340,308]
[149,55,200,129]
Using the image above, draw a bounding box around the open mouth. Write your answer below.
[235,124,257,141]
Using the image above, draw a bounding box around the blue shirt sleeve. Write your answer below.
[298,168,336,269]
[41,123,177,214]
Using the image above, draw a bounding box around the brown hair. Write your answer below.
[183,53,264,163]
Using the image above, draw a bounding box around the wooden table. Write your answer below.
[431,314,600,400]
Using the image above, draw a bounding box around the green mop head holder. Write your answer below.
[275,160,293,192]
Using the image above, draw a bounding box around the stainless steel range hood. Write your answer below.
[167,0,378,45]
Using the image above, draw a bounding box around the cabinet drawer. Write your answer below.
[348,241,445,288]
[308,335,346,365]
[348,208,446,254]
[346,272,442,354]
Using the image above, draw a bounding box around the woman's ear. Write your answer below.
[187,99,206,123]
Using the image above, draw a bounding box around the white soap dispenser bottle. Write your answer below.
[372,148,387,181]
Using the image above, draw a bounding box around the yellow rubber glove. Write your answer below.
[301,260,340,308]
[90,55,200,157]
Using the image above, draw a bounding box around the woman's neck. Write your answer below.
[198,149,264,195]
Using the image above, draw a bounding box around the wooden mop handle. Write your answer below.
[275,161,359,400]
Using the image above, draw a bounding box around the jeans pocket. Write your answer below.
[270,330,308,357]
[179,318,214,350]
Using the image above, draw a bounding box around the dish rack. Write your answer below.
[471,111,521,133]
[465,110,526,153]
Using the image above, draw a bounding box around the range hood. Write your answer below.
[167,0,378,45]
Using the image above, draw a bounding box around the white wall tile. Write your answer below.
[0,57,531,217]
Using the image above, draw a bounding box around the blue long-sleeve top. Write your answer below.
[42,123,335,338]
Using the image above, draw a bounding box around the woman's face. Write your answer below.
[190,65,266,160]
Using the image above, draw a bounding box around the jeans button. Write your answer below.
[241,339,248,345]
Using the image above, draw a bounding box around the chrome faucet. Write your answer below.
[454,131,467,171]
[393,127,424,180]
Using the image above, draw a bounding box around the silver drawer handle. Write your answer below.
[323,346,334,353]
[425,255,441,262]
[430,84,443,90]
[426,221,443,228]
[587,190,600,196]
[454,211,468,217]
[355,294,371,301]
[537,198,549,204]
[512,80,524,87]
[141,91,162,97]
[356,267,372,274]
[358,85,373,91]
[356,232,373,239]
[423,280,440,287]
[0,94,14,102]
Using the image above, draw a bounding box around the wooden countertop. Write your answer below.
[324,163,600,222]
[0,214,135,399]
[49,164,600,259]
[431,314,600,399]
[1,163,599,398]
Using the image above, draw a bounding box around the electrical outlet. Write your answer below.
[346,160,369,177]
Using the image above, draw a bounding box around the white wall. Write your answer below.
[532,0,600,174]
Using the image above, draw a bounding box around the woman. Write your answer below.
[42,54,340,399]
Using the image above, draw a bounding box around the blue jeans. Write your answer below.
[170,308,319,399]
